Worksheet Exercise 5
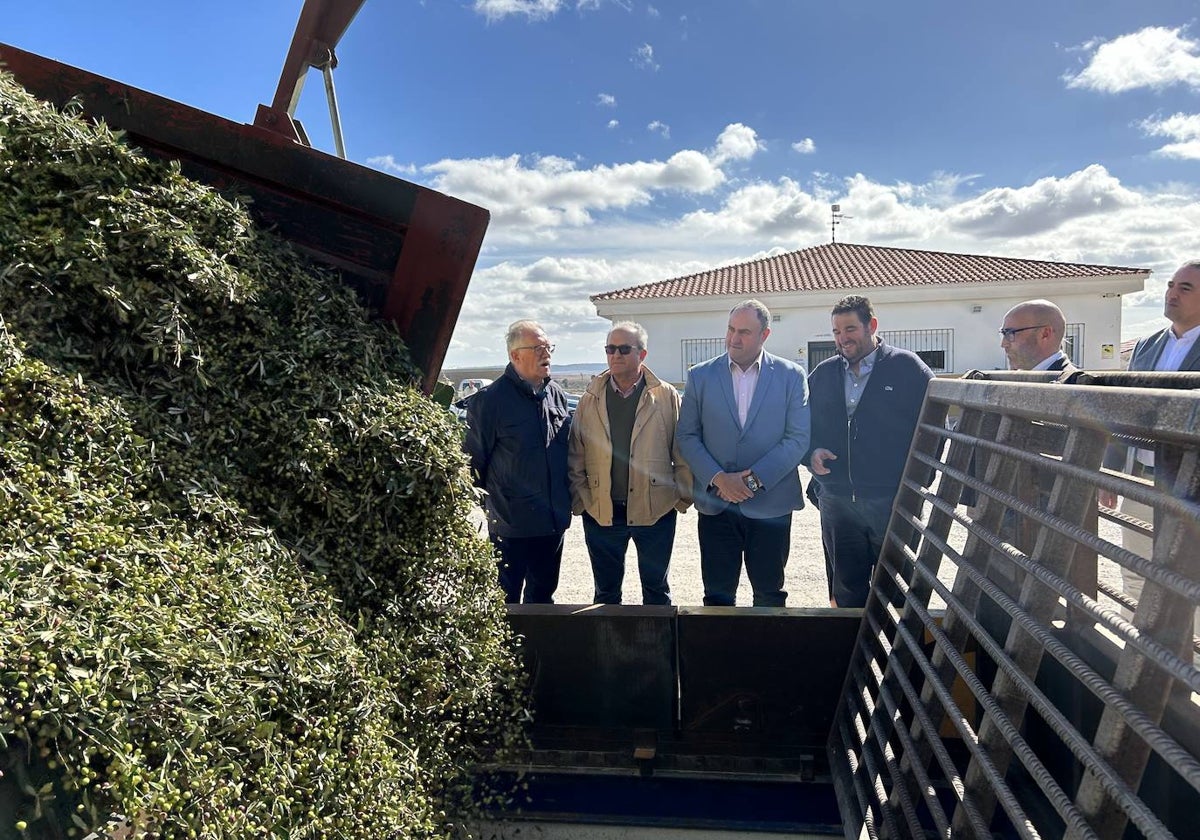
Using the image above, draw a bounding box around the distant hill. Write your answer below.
[441,363,607,394]
[442,362,606,380]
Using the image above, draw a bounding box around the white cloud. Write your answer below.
[633,43,660,71]
[1142,112,1200,159]
[946,165,1141,237]
[709,123,762,164]
[1064,26,1200,93]
[607,119,620,129]
[417,145,723,233]
[647,5,660,18]
[792,138,816,154]
[366,154,417,175]
[597,92,617,107]
[647,120,671,139]
[473,0,563,21]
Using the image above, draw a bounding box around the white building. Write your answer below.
[591,243,1149,384]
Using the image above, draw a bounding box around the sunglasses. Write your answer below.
[604,344,640,356]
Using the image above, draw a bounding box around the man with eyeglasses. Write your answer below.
[465,320,572,603]
[678,299,811,607]
[999,299,1072,372]
[568,322,692,604]
[969,299,1077,573]
[807,295,933,608]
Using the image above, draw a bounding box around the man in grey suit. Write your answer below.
[677,299,811,607]
[1100,260,1200,624]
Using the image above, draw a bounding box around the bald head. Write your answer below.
[1000,299,1066,370]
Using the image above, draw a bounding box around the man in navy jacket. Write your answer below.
[466,320,572,603]
[807,295,933,608]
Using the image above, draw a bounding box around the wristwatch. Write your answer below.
[744,473,763,493]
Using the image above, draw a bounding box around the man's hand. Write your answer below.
[810,448,837,476]
[1098,489,1117,509]
[712,470,754,503]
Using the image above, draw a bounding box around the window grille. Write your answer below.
[808,341,838,369]
[1064,322,1084,367]
[879,328,953,373]
[681,338,725,372]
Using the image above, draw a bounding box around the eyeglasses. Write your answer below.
[998,325,1047,339]
[515,344,555,355]
[604,344,640,356]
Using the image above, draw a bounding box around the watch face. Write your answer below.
[746,474,762,492]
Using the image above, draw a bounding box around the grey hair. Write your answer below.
[610,321,648,350]
[730,299,771,332]
[505,319,543,352]
[1181,259,1200,271]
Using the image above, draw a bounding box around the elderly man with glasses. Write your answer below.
[465,320,572,603]
[568,322,692,604]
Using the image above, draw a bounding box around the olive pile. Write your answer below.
[0,72,526,839]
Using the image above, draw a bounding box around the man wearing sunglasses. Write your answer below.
[678,300,811,607]
[465,320,573,603]
[568,323,693,604]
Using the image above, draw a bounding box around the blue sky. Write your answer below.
[7,1,1200,368]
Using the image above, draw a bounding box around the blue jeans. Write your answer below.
[818,492,894,608]
[492,531,565,604]
[582,507,677,605]
[697,508,791,607]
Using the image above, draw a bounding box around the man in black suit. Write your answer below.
[999,299,1073,372]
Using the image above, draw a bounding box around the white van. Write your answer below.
[455,378,492,400]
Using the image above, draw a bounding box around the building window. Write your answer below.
[1064,322,1084,367]
[808,341,837,369]
[681,338,725,371]
[878,328,953,373]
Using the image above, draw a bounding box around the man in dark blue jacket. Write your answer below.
[806,296,933,608]
[465,320,572,603]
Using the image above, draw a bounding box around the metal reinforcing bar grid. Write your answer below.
[828,372,1200,840]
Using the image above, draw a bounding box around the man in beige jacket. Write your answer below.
[568,322,693,604]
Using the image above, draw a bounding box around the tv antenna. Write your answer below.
[831,204,852,243]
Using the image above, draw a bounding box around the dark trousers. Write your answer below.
[697,508,791,607]
[491,531,565,604]
[582,506,677,605]
[819,492,894,608]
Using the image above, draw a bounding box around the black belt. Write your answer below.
[1131,462,1154,479]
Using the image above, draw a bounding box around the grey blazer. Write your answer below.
[1128,327,1200,373]
[677,351,811,518]
[1102,327,1200,472]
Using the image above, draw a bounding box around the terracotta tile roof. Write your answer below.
[591,242,1150,303]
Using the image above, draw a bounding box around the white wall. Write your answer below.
[596,275,1144,385]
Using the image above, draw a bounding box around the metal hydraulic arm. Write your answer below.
[253,0,367,157]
